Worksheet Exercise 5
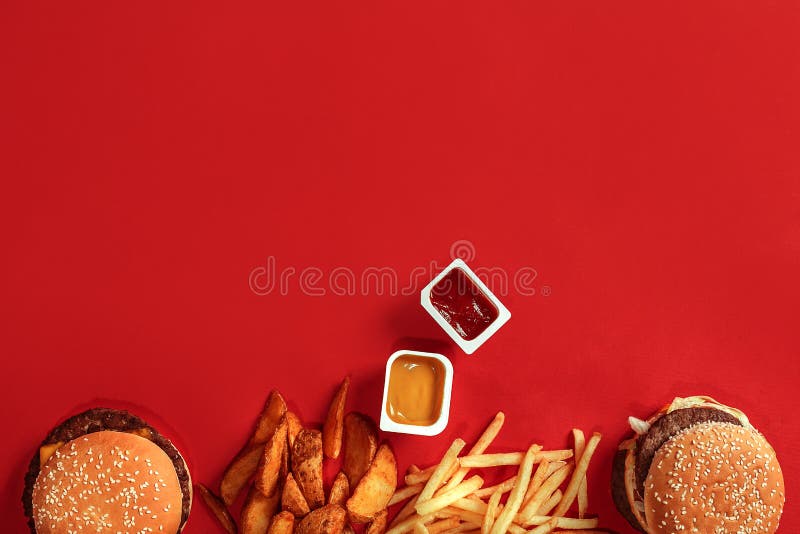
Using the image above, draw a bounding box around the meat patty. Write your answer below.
[633,407,741,497]
[610,449,647,533]
[21,408,191,534]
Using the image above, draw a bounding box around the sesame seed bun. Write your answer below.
[644,422,785,534]
[31,431,185,534]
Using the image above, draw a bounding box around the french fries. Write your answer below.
[387,414,608,534]
[323,376,350,459]
[346,443,398,522]
[197,483,237,534]
[292,429,325,509]
[572,429,588,519]
[329,471,350,506]
[296,503,347,534]
[342,412,379,487]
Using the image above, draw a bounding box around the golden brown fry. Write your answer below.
[443,412,505,492]
[415,476,484,517]
[552,432,601,517]
[572,429,588,519]
[329,471,350,506]
[282,472,310,517]
[242,484,280,534]
[417,439,466,503]
[385,513,436,534]
[346,443,398,522]
[427,516,460,533]
[366,509,388,534]
[389,483,424,506]
[489,445,538,534]
[519,464,573,525]
[197,483,237,534]
[323,376,350,460]
[407,464,421,475]
[482,488,502,534]
[267,511,295,534]
[459,450,572,468]
[405,460,459,486]
[412,522,429,534]
[389,494,419,528]
[519,458,550,518]
[471,476,517,498]
[291,428,325,509]
[536,489,562,516]
[342,412,380,487]
[221,391,287,506]
[295,503,347,534]
[255,416,288,497]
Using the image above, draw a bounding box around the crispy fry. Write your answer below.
[407,465,421,475]
[459,450,572,468]
[221,391,287,506]
[405,460,459,486]
[282,472,310,517]
[329,471,350,506]
[522,458,551,509]
[323,376,350,459]
[267,511,295,534]
[416,476,483,517]
[482,488,502,534]
[197,483,237,534]
[519,464,573,525]
[413,522,429,534]
[527,519,557,534]
[489,445,538,534]
[536,489,562,516]
[386,513,436,534]
[427,516,460,533]
[242,484,280,534]
[552,433,601,517]
[343,412,380,487]
[296,503,346,534]
[347,443,398,522]
[442,412,505,492]
[390,483,424,506]
[389,494,419,527]
[572,429,588,519]
[366,509,388,534]
[255,416,288,497]
[525,517,599,529]
[291,428,325,509]
[418,439,466,503]
[472,476,517,498]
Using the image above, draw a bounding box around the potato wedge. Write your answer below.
[295,503,346,534]
[221,391,287,506]
[328,471,350,506]
[346,443,397,523]
[323,376,350,459]
[282,472,310,517]
[342,412,379,487]
[255,416,289,497]
[286,411,303,448]
[241,484,280,534]
[267,511,295,534]
[197,483,237,534]
[365,508,388,534]
[291,428,325,509]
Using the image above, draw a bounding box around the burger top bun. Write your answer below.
[31,430,184,534]
[644,421,784,534]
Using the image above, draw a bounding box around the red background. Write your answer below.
[1,2,798,532]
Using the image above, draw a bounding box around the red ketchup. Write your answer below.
[429,268,499,341]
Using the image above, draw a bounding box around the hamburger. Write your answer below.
[22,408,192,533]
[611,396,785,533]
